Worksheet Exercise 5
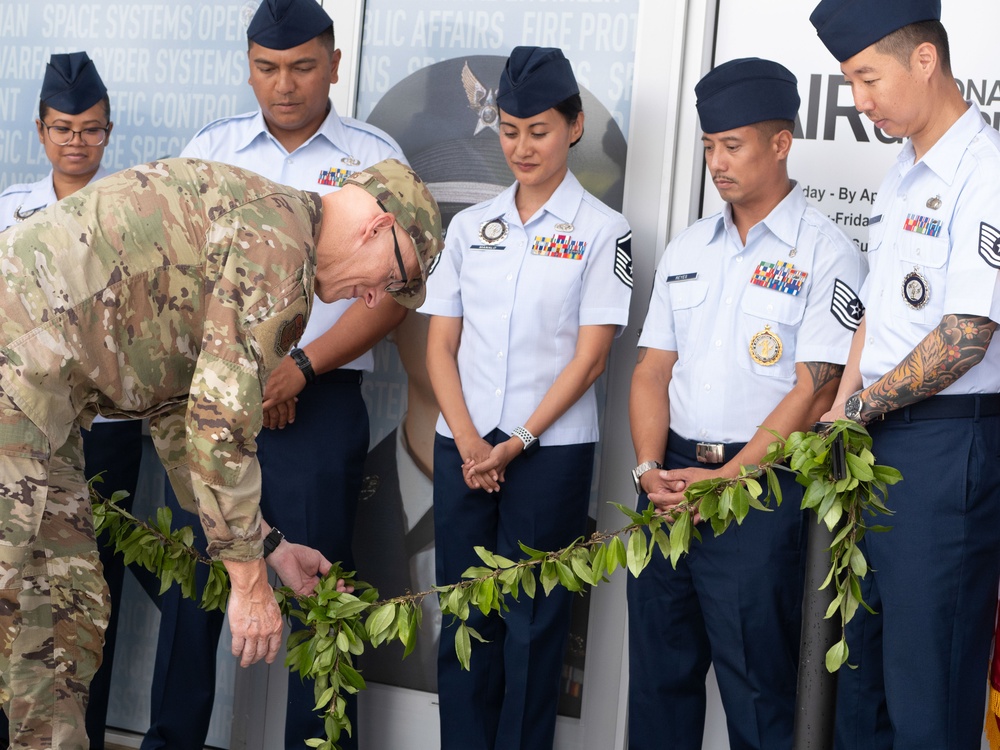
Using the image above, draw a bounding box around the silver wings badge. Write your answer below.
[462,62,499,136]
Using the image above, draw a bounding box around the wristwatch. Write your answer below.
[631,460,662,494]
[512,426,539,454]
[289,347,316,384]
[262,527,285,558]
[844,389,865,424]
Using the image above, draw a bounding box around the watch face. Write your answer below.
[846,395,862,421]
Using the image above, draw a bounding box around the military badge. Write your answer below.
[902,213,943,237]
[926,195,942,210]
[749,325,782,366]
[276,313,306,356]
[478,217,509,245]
[789,247,797,258]
[341,156,361,167]
[555,222,575,232]
[13,206,38,222]
[978,222,1000,269]
[614,232,633,288]
[462,62,500,136]
[901,267,930,309]
[318,168,352,188]
[830,278,864,332]
[532,233,587,260]
[750,260,808,296]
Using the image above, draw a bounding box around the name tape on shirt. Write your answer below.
[532,233,587,260]
[830,278,864,332]
[979,222,1000,269]
[318,168,352,188]
[902,213,943,237]
[614,232,633,288]
[750,260,808,296]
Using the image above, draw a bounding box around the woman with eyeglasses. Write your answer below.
[0,51,139,750]
[0,52,113,230]
[422,47,633,750]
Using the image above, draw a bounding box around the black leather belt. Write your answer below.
[667,430,747,465]
[880,393,1000,422]
[314,368,363,385]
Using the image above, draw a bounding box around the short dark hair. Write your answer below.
[874,20,951,74]
[554,93,584,148]
[39,95,112,124]
[753,119,795,141]
[248,26,336,54]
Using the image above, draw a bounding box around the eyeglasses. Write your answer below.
[41,122,110,147]
[377,199,409,293]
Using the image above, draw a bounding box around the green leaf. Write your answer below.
[849,546,868,577]
[455,623,472,671]
[668,511,692,569]
[540,561,560,596]
[845,452,874,482]
[609,536,627,573]
[825,638,849,672]
[366,603,396,640]
[626,530,648,578]
[555,561,582,593]
[474,546,498,567]
[521,568,537,599]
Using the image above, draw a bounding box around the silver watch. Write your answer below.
[844,389,865,424]
[631,460,662,494]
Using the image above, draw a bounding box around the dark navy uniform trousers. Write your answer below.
[434,430,594,750]
[627,432,806,750]
[835,397,1000,750]
[141,373,367,750]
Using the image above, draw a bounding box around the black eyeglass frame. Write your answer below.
[40,121,110,147]
[376,199,409,293]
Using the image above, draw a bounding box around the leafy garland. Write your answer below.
[92,420,898,749]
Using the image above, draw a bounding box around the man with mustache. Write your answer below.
[810,2,1000,747]
[627,58,866,750]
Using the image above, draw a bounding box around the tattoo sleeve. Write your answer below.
[804,362,845,394]
[862,314,996,418]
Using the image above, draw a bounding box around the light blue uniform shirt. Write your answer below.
[859,102,1000,393]
[180,101,405,369]
[420,170,633,446]
[639,184,866,443]
[0,166,110,232]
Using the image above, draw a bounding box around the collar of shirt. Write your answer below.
[715,180,806,252]
[235,98,346,156]
[498,169,586,229]
[896,101,988,186]
[23,165,110,214]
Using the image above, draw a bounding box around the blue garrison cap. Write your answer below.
[497,46,579,119]
[696,58,800,134]
[810,0,941,62]
[247,0,333,50]
[40,52,107,116]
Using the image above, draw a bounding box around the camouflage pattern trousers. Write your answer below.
[0,388,109,749]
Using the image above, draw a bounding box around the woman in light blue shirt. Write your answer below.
[422,46,633,750]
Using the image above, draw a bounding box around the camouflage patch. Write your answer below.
[275,313,305,357]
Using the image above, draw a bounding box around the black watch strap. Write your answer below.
[290,347,316,384]
[262,527,284,558]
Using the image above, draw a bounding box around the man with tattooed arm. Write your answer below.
[626,58,866,750]
[810,2,1000,748]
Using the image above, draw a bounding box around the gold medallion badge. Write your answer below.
[749,325,783,366]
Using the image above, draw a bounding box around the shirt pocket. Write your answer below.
[893,232,948,325]
[738,285,806,379]
[669,279,709,351]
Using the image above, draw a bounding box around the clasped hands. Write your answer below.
[640,465,731,523]
[458,436,525,492]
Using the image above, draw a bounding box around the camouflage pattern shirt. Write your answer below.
[0,158,321,561]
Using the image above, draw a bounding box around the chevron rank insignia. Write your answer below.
[614,232,633,288]
[830,279,864,331]
[979,222,1000,269]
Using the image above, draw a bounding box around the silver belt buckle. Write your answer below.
[696,442,725,464]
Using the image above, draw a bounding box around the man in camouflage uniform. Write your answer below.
[0,156,441,749]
